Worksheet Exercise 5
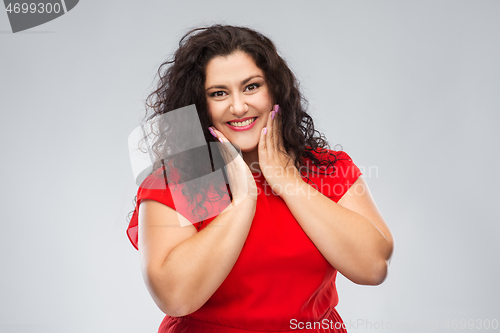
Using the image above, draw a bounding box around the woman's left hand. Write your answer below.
[259,106,393,285]
[258,105,303,194]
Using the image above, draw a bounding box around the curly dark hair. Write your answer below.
[128,24,341,225]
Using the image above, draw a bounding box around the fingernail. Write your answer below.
[263,127,267,135]
[209,127,216,137]
[271,111,276,120]
[275,104,280,113]
[219,138,223,143]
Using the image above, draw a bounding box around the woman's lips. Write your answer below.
[226,117,258,131]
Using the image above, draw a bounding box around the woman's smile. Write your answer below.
[226,116,258,131]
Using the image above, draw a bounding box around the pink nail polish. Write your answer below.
[219,138,223,143]
[263,127,267,135]
[271,111,276,120]
[209,128,216,137]
[274,104,279,113]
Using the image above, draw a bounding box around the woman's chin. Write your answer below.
[236,143,258,154]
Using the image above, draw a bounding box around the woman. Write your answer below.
[127,24,393,332]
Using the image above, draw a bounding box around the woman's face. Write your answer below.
[205,51,274,153]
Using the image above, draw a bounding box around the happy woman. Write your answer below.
[126,24,394,333]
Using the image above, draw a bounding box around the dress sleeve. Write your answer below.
[126,170,177,250]
[126,168,231,250]
[314,150,363,203]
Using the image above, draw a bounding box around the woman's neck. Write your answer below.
[243,150,260,173]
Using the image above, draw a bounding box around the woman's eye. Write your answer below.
[211,91,226,97]
[245,83,260,91]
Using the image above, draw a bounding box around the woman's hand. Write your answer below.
[258,105,302,195]
[256,106,393,285]
[140,128,259,317]
[209,127,258,205]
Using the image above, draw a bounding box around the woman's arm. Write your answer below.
[139,195,256,317]
[138,139,257,317]
[259,109,393,285]
[279,175,393,285]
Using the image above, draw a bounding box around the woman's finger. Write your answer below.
[266,107,275,153]
[259,125,267,153]
[209,126,224,143]
[272,105,280,151]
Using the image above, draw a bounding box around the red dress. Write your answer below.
[127,149,362,332]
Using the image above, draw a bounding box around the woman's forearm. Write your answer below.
[149,196,256,316]
[280,177,393,285]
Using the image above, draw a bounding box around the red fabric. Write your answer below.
[126,149,362,332]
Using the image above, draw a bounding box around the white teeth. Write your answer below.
[229,118,256,127]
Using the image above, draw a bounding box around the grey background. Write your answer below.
[1,0,499,332]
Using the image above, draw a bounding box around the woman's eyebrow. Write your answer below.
[206,75,263,91]
[241,75,263,85]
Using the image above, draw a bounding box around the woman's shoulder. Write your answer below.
[306,146,356,164]
[303,147,362,181]
[302,147,363,201]
[138,162,181,190]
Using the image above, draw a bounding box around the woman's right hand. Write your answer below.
[209,127,258,205]
[138,128,258,317]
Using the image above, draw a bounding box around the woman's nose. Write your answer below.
[230,94,248,117]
